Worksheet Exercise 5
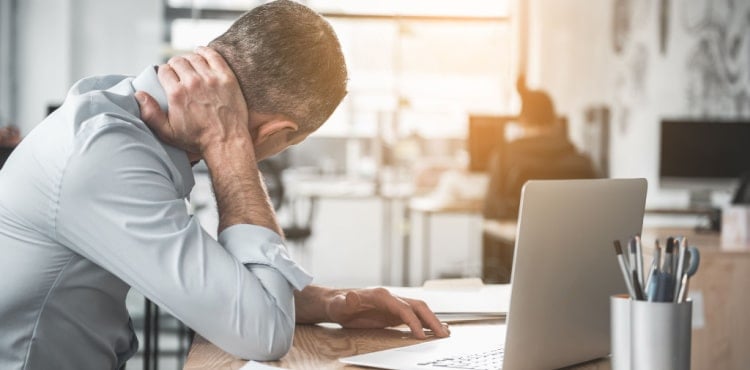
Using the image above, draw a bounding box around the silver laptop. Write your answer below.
[340,178,647,370]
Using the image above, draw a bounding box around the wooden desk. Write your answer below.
[483,221,750,370]
[184,321,610,370]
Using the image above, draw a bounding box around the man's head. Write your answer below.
[516,74,556,127]
[209,0,347,157]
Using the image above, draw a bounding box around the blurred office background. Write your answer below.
[1,0,749,368]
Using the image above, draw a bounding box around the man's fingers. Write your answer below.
[369,289,426,339]
[195,46,229,70]
[393,300,427,339]
[168,56,200,86]
[404,298,450,337]
[157,64,180,90]
[135,91,170,137]
[329,288,448,340]
[184,53,212,78]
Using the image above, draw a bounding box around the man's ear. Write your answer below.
[254,119,298,144]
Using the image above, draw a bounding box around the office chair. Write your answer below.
[483,130,598,221]
[505,154,597,207]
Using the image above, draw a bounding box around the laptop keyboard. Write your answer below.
[417,347,504,369]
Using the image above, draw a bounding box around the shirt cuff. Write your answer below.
[218,224,313,290]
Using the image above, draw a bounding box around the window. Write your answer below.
[165,0,514,138]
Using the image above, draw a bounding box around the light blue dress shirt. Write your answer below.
[0,66,313,370]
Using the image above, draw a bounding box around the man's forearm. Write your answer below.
[202,136,282,235]
[294,285,339,324]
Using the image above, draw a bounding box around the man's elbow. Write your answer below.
[230,311,295,361]
[247,325,293,362]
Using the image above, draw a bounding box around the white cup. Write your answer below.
[610,295,631,370]
[611,295,692,370]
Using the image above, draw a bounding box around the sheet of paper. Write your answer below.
[239,361,289,370]
[436,313,506,323]
[385,284,510,315]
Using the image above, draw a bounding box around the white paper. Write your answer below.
[239,361,289,370]
[385,284,510,315]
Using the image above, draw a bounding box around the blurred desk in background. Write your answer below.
[408,197,484,285]
[285,173,486,287]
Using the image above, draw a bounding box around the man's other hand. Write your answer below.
[135,46,250,156]
[326,287,450,339]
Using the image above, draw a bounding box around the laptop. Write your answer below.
[340,178,647,370]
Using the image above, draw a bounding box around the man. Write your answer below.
[0,2,448,369]
[483,74,596,221]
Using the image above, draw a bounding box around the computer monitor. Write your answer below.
[659,119,750,207]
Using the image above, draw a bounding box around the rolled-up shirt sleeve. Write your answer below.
[219,224,312,291]
[53,119,311,360]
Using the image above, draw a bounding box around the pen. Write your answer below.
[628,238,639,290]
[632,269,645,300]
[634,236,645,290]
[655,240,662,270]
[646,271,662,302]
[673,237,688,302]
[628,238,645,299]
[663,237,674,275]
[673,239,681,277]
[645,240,661,293]
[661,237,675,302]
[655,271,674,302]
[628,239,636,281]
[613,240,637,299]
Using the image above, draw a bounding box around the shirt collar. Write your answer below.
[132,65,195,197]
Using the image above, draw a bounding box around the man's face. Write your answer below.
[185,112,308,164]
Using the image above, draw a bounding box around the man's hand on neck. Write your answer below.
[136,47,281,236]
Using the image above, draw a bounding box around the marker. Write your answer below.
[613,240,637,299]
[663,237,674,275]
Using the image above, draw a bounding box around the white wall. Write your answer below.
[527,0,750,207]
[14,0,162,134]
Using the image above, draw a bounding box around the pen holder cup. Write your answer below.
[611,295,692,370]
